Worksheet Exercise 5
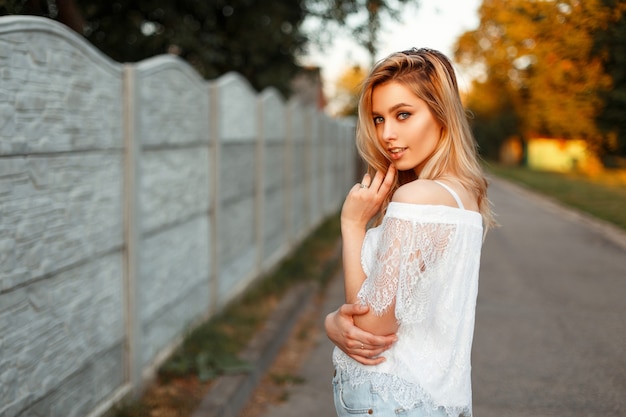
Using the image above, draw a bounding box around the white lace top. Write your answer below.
[333,183,483,417]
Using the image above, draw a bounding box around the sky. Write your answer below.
[301,0,483,109]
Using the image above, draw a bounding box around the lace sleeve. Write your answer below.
[357,217,456,317]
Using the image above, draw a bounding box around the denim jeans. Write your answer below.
[332,368,450,417]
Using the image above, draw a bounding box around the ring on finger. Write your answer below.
[360,343,364,350]
[360,183,369,189]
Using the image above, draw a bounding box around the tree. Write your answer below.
[455,0,623,156]
[464,76,521,161]
[78,0,309,96]
[594,0,626,160]
[1,0,306,95]
[303,0,416,66]
[2,0,415,97]
[332,64,367,116]
[0,0,85,31]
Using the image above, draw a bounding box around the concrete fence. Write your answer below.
[0,16,356,417]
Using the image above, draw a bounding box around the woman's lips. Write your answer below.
[389,147,407,160]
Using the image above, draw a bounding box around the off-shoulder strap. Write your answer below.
[433,180,465,210]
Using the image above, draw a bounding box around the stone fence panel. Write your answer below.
[259,88,288,271]
[133,57,213,368]
[0,16,125,417]
[0,15,356,417]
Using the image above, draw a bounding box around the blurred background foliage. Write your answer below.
[332,65,368,117]
[2,0,625,163]
[0,0,410,97]
[454,0,626,162]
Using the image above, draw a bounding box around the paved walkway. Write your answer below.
[253,177,626,417]
[251,270,342,417]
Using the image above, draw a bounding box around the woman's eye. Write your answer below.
[373,116,384,125]
[398,112,410,120]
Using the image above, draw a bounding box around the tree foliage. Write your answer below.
[464,77,521,160]
[302,0,415,66]
[84,0,308,96]
[333,65,367,116]
[594,0,626,160]
[455,0,626,158]
[1,0,306,95]
[2,0,414,97]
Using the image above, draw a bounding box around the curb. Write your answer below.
[490,176,626,251]
[191,240,342,417]
[190,281,316,417]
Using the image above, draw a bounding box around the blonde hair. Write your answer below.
[356,47,496,231]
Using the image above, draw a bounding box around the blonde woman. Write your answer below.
[327,48,496,417]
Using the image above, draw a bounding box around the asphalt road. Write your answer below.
[473,177,626,416]
[255,176,626,417]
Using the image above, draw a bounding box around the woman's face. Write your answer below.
[371,81,442,176]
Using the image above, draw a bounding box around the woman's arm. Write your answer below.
[346,179,461,336]
[350,219,402,336]
[325,303,397,365]
[340,165,397,336]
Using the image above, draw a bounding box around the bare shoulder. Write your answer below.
[392,179,458,207]
[392,178,479,211]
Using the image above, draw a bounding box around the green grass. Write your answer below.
[486,163,626,230]
[269,372,306,386]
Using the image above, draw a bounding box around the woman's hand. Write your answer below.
[325,303,397,365]
[341,165,396,231]
[340,164,396,304]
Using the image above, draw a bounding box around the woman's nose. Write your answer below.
[382,122,397,142]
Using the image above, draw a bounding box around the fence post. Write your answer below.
[255,96,265,275]
[122,63,141,394]
[209,81,220,314]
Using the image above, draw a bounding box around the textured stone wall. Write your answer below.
[214,73,259,301]
[0,16,125,417]
[260,89,288,271]
[134,56,213,368]
[0,16,356,417]
[289,100,310,241]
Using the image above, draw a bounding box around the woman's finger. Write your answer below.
[364,334,397,348]
[354,340,394,356]
[348,353,386,366]
[360,173,372,188]
[380,164,396,194]
[338,303,369,317]
[367,170,384,192]
[354,343,383,355]
[371,165,393,194]
[369,165,396,195]
[348,328,396,350]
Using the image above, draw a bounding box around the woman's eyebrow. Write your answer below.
[373,103,414,114]
[388,103,413,112]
